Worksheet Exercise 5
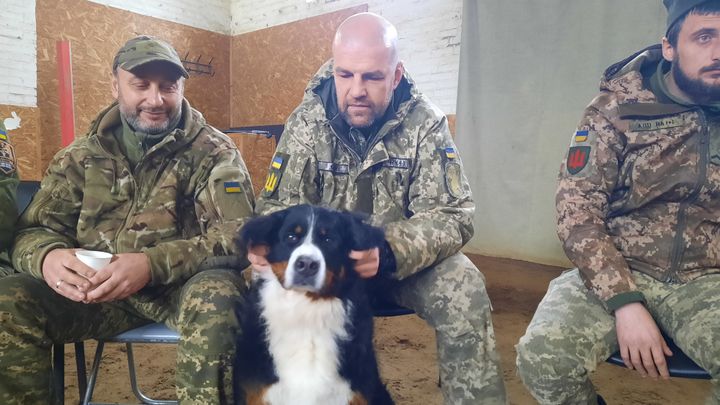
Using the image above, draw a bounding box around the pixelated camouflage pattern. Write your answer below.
[0,120,18,276]
[257,61,505,404]
[12,99,254,286]
[257,60,475,280]
[0,269,246,404]
[556,46,720,306]
[517,269,720,404]
[113,35,189,78]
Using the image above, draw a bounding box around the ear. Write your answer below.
[238,209,288,251]
[111,72,119,99]
[345,212,385,250]
[662,36,675,62]
[392,61,404,90]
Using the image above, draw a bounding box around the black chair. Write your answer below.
[606,333,711,379]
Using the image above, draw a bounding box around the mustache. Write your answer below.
[701,63,720,73]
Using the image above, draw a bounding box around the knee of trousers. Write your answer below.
[419,254,492,338]
[516,327,587,386]
[0,275,50,344]
[175,269,246,351]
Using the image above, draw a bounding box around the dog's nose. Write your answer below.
[294,255,320,277]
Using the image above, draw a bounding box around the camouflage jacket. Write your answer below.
[557,45,720,310]
[257,61,474,279]
[12,100,254,286]
[0,125,18,269]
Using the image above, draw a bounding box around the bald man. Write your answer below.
[254,13,507,404]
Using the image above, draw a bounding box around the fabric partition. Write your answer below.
[455,0,665,266]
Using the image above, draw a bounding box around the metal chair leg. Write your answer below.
[52,343,65,405]
[126,343,178,405]
[82,341,105,405]
[75,342,87,405]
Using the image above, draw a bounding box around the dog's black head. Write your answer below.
[239,205,385,298]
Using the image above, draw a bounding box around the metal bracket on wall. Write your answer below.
[181,52,215,76]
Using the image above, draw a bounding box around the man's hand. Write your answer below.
[615,302,673,379]
[349,248,380,278]
[248,245,272,275]
[84,253,151,303]
[42,248,96,302]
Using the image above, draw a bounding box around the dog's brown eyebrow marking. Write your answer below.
[293,225,304,235]
[318,228,327,236]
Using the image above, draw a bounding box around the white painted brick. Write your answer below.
[0,0,37,107]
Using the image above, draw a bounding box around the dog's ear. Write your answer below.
[345,212,385,251]
[238,209,288,251]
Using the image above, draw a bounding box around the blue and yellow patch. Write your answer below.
[574,130,588,143]
[263,152,289,197]
[0,129,7,141]
[444,147,456,159]
[224,181,242,193]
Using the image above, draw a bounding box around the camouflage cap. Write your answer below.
[664,0,716,34]
[113,35,189,78]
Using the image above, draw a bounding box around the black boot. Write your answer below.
[597,394,607,405]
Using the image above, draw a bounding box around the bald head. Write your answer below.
[333,12,399,66]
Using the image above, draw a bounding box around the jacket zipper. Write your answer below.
[666,109,708,282]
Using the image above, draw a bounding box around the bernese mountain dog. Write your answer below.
[234,204,395,405]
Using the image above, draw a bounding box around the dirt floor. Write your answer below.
[60,254,712,404]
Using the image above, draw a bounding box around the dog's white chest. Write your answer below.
[259,279,354,405]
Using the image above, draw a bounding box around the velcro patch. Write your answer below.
[567,146,591,175]
[382,157,411,169]
[317,161,349,175]
[630,116,684,132]
[263,152,289,196]
[0,140,16,175]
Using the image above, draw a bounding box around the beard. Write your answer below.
[119,103,182,135]
[672,55,720,105]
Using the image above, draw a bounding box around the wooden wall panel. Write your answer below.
[36,0,230,173]
[0,106,41,180]
[230,5,367,194]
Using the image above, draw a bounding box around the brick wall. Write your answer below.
[0,0,37,107]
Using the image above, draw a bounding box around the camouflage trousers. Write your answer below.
[516,269,720,405]
[0,268,246,405]
[391,252,507,405]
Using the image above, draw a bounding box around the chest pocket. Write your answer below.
[317,161,351,208]
[708,114,720,166]
[374,158,412,218]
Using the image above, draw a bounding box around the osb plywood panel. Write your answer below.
[36,0,230,173]
[0,106,41,181]
[230,5,367,193]
[227,133,276,196]
[447,114,456,137]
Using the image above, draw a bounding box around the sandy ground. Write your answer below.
[60,254,712,404]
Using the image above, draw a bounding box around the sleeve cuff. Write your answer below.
[606,291,646,312]
[377,240,397,277]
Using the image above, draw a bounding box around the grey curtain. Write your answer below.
[455,0,664,266]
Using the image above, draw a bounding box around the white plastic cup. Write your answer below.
[75,250,113,270]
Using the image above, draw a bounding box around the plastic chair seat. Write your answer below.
[606,334,711,380]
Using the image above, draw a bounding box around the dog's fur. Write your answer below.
[234,205,394,405]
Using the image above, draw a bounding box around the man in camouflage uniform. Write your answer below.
[0,121,18,276]
[0,36,254,404]
[516,1,720,403]
[253,13,506,404]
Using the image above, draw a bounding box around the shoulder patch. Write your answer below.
[566,146,591,175]
[224,181,242,193]
[263,152,289,196]
[0,134,16,175]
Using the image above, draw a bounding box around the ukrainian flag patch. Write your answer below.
[574,130,589,143]
[271,155,283,169]
[444,147,457,159]
[224,181,242,193]
[0,129,7,141]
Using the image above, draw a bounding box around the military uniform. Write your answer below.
[0,121,18,276]
[517,45,720,404]
[0,96,255,404]
[257,61,506,404]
